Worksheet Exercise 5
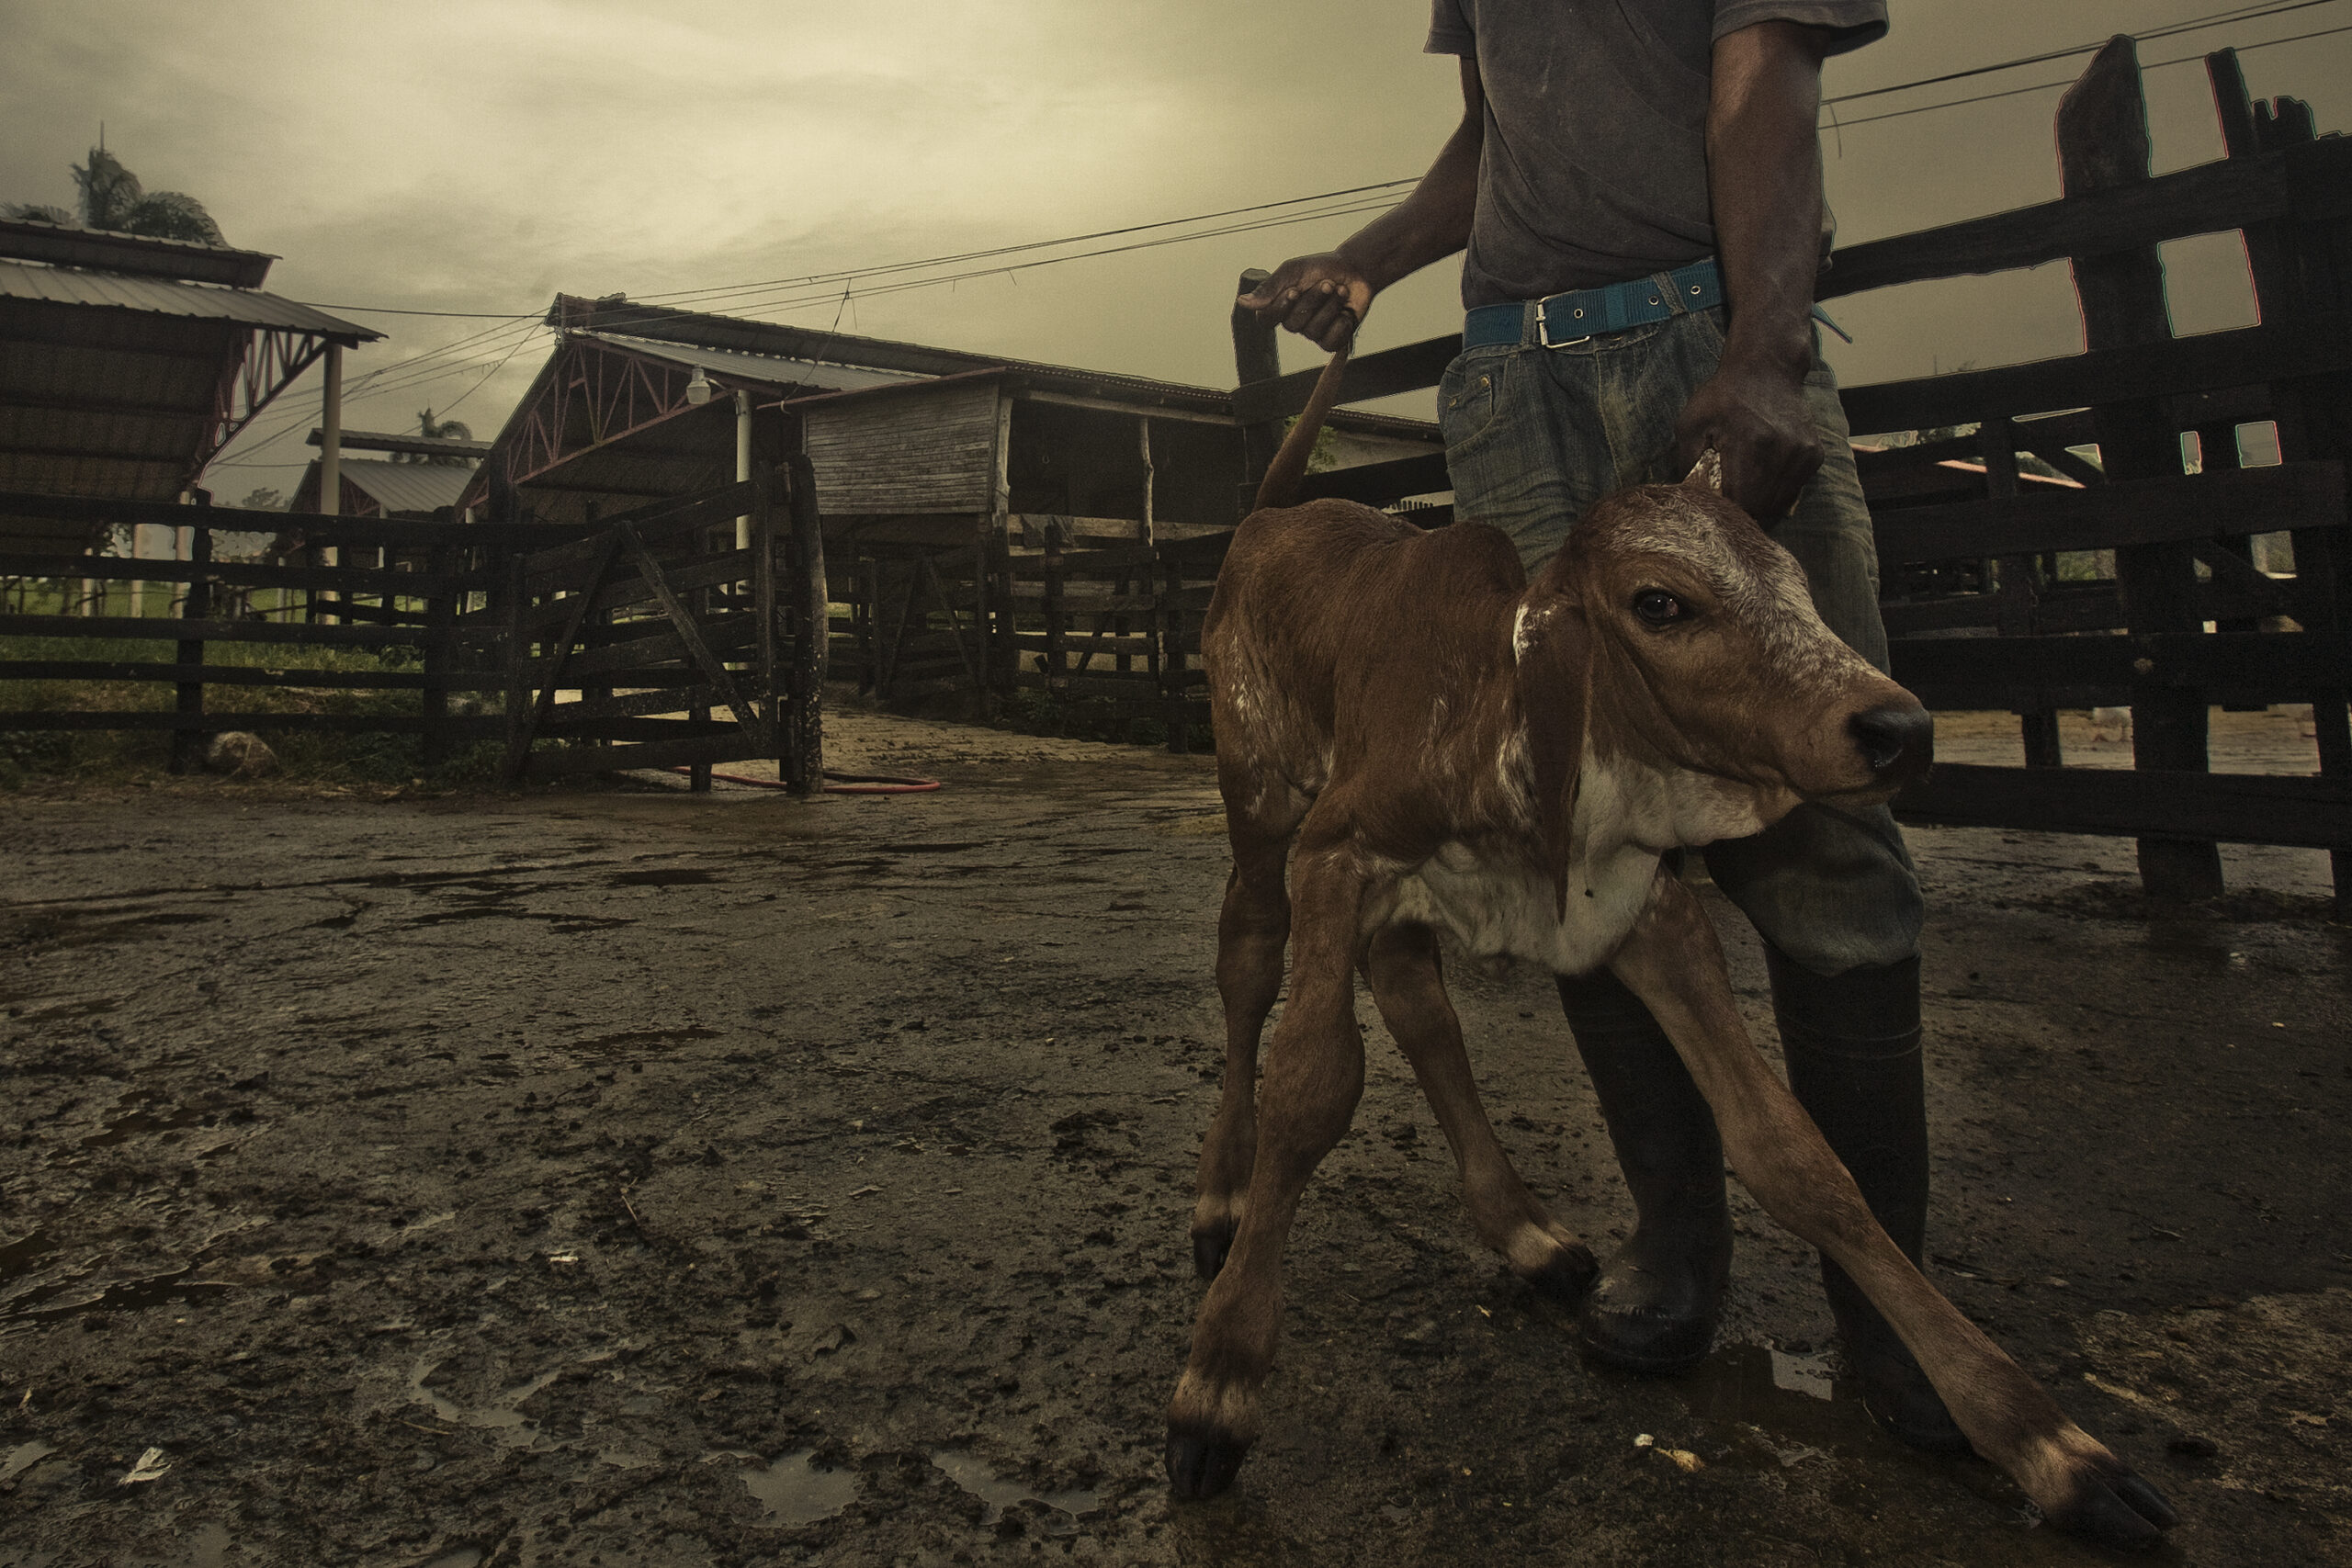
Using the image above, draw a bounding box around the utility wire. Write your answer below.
[1823,0,2343,105]
[277,6,2349,328]
[218,4,2347,478]
[1826,19,2352,130]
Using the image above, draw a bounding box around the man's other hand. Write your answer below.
[1671,355,1822,520]
[1239,254,1374,351]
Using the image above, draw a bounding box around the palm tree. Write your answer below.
[1,146,226,245]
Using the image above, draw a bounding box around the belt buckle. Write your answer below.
[1535,291,1592,350]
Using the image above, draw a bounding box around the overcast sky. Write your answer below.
[5,0,2346,497]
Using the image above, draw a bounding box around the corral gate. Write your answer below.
[499,462,827,790]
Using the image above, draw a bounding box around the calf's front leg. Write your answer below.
[1610,874,2177,1550]
[1168,846,1368,1499]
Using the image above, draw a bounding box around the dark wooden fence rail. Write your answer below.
[1222,38,2352,914]
[0,491,595,770]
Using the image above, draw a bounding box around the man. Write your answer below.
[1241,1,1963,1452]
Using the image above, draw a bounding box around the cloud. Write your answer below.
[4,0,2342,478]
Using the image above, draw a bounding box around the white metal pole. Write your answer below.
[320,343,343,624]
[735,389,752,551]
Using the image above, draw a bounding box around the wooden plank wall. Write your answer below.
[802,378,1001,516]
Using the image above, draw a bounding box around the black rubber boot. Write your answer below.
[1765,944,1971,1455]
[1557,969,1733,1372]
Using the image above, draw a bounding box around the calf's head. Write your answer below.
[1510,476,1929,871]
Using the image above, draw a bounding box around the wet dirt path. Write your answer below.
[1,718,2346,1566]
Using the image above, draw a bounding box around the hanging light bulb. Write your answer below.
[684,366,713,407]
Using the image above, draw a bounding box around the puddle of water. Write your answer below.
[0,1263,234,1331]
[1,1439,56,1482]
[83,1103,210,1148]
[1768,1347,1837,1402]
[182,1521,233,1568]
[9,997,121,1021]
[570,1025,720,1056]
[743,1449,857,1524]
[608,868,721,886]
[408,1357,563,1449]
[930,1450,1098,1532]
[1673,1343,1880,1465]
[0,1229,59,1283]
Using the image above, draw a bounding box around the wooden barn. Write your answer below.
[460,293,1444,707]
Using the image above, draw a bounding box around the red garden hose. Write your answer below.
[668,766,940,795]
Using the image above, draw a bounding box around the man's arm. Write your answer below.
[1672,20,1834,518]
[1239,58,1485,351]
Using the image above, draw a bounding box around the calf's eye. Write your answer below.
[1633,590,1686,626]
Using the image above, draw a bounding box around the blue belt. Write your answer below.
[1464,258,1724,349]
[1461,257,1850,349]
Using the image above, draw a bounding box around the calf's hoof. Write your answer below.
[2043,1453,2177,1550]
[1166,1423,1249,1500]
[1191,1223,1237,1281]
[1518,1239,1600,1306]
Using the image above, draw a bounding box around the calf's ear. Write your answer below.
[1513,599,1592,919]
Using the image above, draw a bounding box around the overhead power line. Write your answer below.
[1826,19,2352,130]
[212,3,2346,476]
[1823,0,2343,106]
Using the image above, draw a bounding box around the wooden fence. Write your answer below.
[832,517,1223,749]
[0,468,826,792]
[499,466,828,790]
[1221,38,2352,913]
[0,491,577,771]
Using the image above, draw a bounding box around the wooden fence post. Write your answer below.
[2207,48,2352,914]
[422,535,455,770]
[501,550,530,787]
[786,452,827,795]
[1982,416,2063,766]
[1160,550,1189,754]
[168,504,211,774]
[1044,516,1069,697]
[2059,37,2224,898]
[1233,268,1284,513]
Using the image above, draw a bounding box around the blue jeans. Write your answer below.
[1437,302,1921,975]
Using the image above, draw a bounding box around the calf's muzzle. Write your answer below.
[1848,704,1934,783]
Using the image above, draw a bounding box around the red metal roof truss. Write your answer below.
[462,335,713,510]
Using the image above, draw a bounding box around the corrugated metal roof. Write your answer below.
[343,458,475,515]
[0,259,379,342]
[297,457,477,517]
[582,332,925,393]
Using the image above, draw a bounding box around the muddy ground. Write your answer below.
[1,709,2346,1568]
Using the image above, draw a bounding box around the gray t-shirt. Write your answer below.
[1426,0,1886,307]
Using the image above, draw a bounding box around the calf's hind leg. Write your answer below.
[1169,847,1365,1499]
[1361,922,1596,1301]
[1190,801,1299,1280]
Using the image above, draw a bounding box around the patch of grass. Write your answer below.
[0,634,498,789]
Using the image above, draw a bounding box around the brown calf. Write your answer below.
[1163,367,2177,1548]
